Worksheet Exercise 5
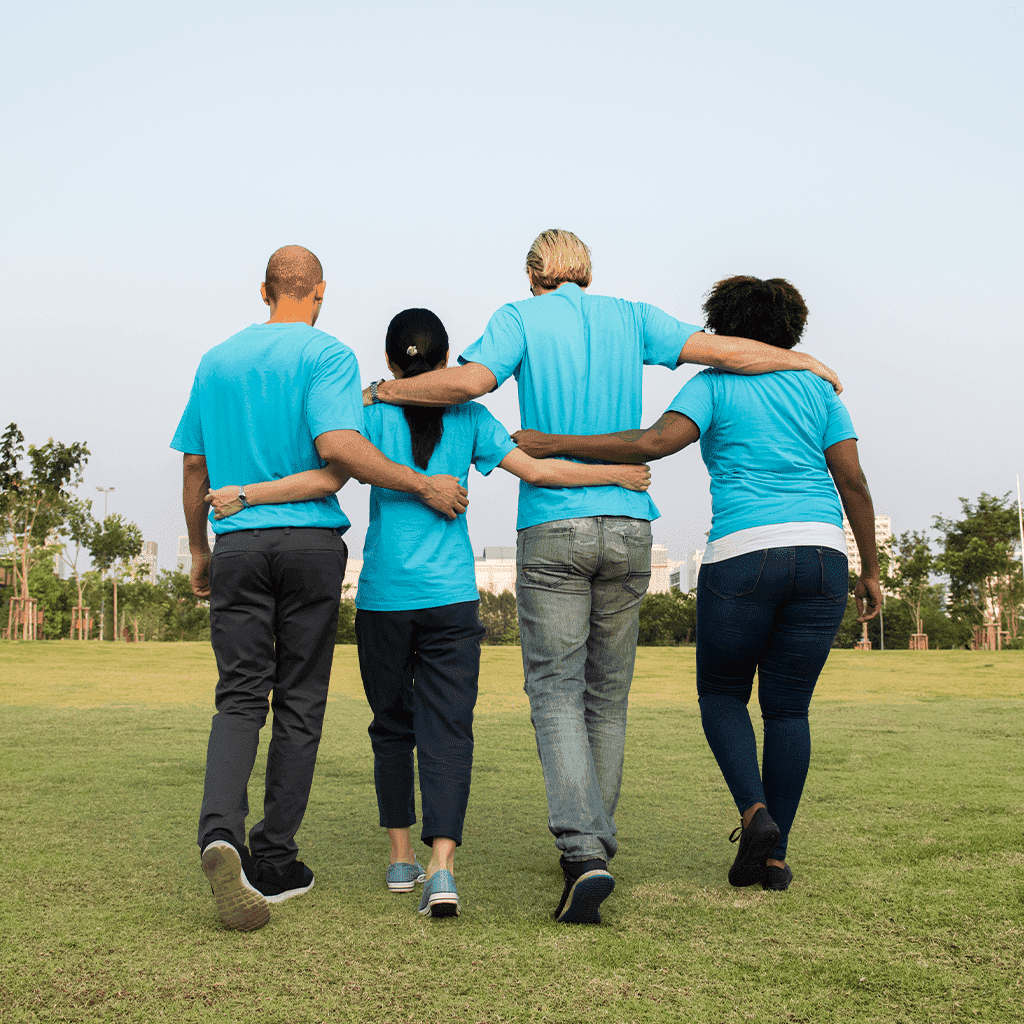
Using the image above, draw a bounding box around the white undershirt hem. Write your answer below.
[701,522,848,564]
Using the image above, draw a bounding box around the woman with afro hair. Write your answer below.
[513,275,881,892]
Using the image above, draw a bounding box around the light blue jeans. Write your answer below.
[516,517,652,863]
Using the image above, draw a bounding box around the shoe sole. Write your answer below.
[420,893,461,918]
[263,877,314,904]
[728,823,781,888]
[556,870,615,924]
[387,874,426,893]
[201,841,270,931]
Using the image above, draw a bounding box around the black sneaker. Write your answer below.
[555,856,615,924]
[728,807,781,887]
[253,860,315,903]
[200,838,270,931]
[762,863,793,891]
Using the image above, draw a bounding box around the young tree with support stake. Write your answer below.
[0,423,90,640]
[886,530,935,643]
[88,514,143,641]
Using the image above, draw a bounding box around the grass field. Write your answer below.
[1,643,1022,1023]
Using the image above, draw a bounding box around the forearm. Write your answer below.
[327,432,430,499]
[515,413,695,464]
[518,457,630,487]
[836,475,879,576]
[371,364,496,407]
[243,467,348,505]
[182,456,211,553]
[680,332,841,391]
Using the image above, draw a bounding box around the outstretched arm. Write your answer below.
[512,412,700,465]
[206,429,469,522]
[497,448,651,491]
[362,362,498,408]
[182,453,212,598]
[824,438,881,622]
[206,464,350,519]
[679,331,842,394]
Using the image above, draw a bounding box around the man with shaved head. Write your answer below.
[172,245,468,931]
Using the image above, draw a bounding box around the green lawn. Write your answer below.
[1,643,1021,1023]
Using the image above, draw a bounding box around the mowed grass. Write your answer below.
[1,643,1022,1023]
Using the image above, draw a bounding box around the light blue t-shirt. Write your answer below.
[170,322,364,534]
[458,284,701,530]
[667,368,858,543]
[356,402,516,611]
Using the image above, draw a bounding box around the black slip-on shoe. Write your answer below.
[253,860,315,904]
[762,863,793,891]
[728,807,781,887]
[200,839,270,931]
[555,856,615,924]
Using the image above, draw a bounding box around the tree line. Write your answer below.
[1,424,208,641]
[2,424,1021,647]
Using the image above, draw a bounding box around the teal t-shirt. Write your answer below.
[356,402,516,611]
[458,284,701,530]
[667,368,858,542]
[170,322,364,533]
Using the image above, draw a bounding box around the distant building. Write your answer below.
[842,514,892,577]
[176,530,216,576]
[650,544,685,594]
[475,546,516,595]
[342,558,362,596]
[132,541,159,585]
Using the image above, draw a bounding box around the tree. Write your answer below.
[637,589,696,646]
[61,497,96,638]
[0,424,90,639]
[934,492,1023,641]
[89,514,143,640]
[158,568,210,640]
[885,530,935,637]
[478,589,520,645]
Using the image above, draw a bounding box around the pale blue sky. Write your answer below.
[3,1,1021,569]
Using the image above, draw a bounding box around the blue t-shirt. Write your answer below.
[170,322,364,534]
[667,368,857,542]
[458,284,701,530]
[356,402,516,611]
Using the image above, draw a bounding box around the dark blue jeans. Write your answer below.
[355,601,485,847]
[696,546,848,861]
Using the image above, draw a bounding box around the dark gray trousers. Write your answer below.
[197,527,347,871]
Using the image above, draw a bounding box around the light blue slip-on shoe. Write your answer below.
[386,861,426,893]
[418,869,460,918]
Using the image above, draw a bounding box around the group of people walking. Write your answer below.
[172,231,881,933]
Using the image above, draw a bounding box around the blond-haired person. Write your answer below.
[363,230,842,923]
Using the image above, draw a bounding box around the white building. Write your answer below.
[132,541,159,585]
[650,544,685,594]
[842,514,892,576]
[475,546,516,596]
[176,531,216,575]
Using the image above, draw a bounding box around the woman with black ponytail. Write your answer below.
[206,308,651,918]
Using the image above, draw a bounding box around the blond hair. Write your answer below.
[525,229,592,290]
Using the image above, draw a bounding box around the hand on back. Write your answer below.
[206,486,244,519]
[421,474,469,519]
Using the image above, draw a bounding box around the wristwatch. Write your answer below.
[370,379,384,404]
[237,486,250,508]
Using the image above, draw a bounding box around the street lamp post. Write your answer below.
[95,487,115,640]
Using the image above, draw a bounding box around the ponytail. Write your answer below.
[384,309,450,470]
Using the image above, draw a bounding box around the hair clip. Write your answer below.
[406,345,418,356]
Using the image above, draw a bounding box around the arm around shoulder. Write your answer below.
[678,332,842,394]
